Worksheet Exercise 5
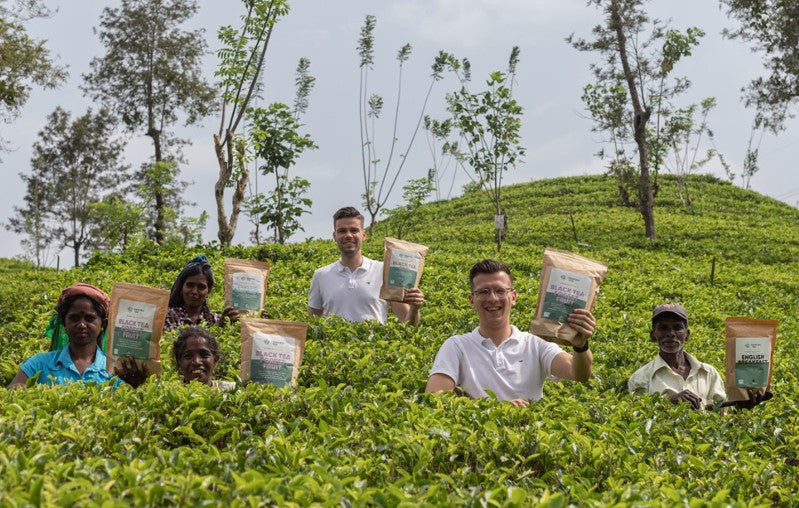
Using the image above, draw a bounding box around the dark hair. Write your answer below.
[333,206,364,227]
[168,255,214,308]
[58,295,108,342]
[172,326,221,364]
[58,295,108,323]
[469,259,513,289]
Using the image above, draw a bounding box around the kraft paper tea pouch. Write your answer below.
[105,282,169,377]
[724,317,778,402]
[240,318,307,388]
[224,258,270,314]
[379,237,429,302]
[530,248,608,347]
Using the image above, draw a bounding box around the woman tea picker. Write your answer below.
[173,326,235,391]
[7,283,145,388]
[164,255,242,331]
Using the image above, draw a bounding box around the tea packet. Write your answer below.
[240,318,307,388]
[724,317,778,402]
[379,237,429,302]
[224,258,270,314]
[106,282,169,378]
[530,248,608,347]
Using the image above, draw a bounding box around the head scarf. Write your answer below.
[168,255,214,308]
[55,283,111,317]
[50,283,111,351]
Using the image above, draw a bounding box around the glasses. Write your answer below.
[471,287,514,299]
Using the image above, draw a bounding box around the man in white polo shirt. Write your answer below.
[426,259,595,406]
[308,206,424,325]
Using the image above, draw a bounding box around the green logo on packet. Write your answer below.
[112,299,156,359]
[388,248,420,288]
[735,337,770,387]
[231,272,263,310]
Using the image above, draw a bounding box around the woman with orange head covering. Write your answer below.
[8,283,144,388]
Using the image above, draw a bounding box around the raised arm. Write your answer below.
[550,308,595,381]
[390,287,424,325]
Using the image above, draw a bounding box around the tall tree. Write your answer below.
[436,48,525,251]
[5,169,53,266]
[11,107,128,267]
[82,0,215,244]
[0,0,67,157]
[721,0,799,133]
[569,0,704,240]
[246,58,317,244]
[213,0,289,246]
[357,15,450,233]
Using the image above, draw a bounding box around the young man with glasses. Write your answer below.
[308,206,424,324]
[425,259,595,406]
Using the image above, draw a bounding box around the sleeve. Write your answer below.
[164,308,180,331]
[20,353,46,378]
[627,365,649,394]
[705,365,727,403]
[537,338,565,378]
[429,337,461,383]
[308,271,322,310]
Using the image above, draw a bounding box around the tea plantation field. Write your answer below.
[2,174,798,505]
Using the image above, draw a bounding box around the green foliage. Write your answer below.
[436,47,525,250]
[82,0,216,245]
[8,106,129,268]
[1,175,799,504]
[381,174,435,239]
[86,195,147,253]
[0,0,67,156]
[245,59,317,245]
[721,0,799,132]
[213,0,290,246]
[569,0,705,240]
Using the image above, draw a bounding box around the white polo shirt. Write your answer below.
[430,326,565,401]
[308,257,388,323]
[628,352,726,407]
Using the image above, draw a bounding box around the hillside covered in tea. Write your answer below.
[1,174,798,505]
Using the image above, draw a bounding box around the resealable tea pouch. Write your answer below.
[724,317,778,402]
[379,237,429,302]
[240,318,307,388]
[224,258,270,314]
[530,248,608,347]
[105,282,169,377]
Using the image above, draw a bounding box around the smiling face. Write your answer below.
[64,297,106,347]
[333,217,366,257]
[177,335,218,385]
[469,271,517,330]
[651,315,690,354]
[181,273,210,310]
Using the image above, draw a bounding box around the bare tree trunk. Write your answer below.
[214,132,248,246]
[611,0,656,240]
[147,127,166,244]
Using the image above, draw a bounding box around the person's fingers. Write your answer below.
[567,310,595,338]
[509,398,529,407]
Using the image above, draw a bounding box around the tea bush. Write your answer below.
[1,174,798,505]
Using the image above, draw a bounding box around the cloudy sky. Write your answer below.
[3,0,798,265]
